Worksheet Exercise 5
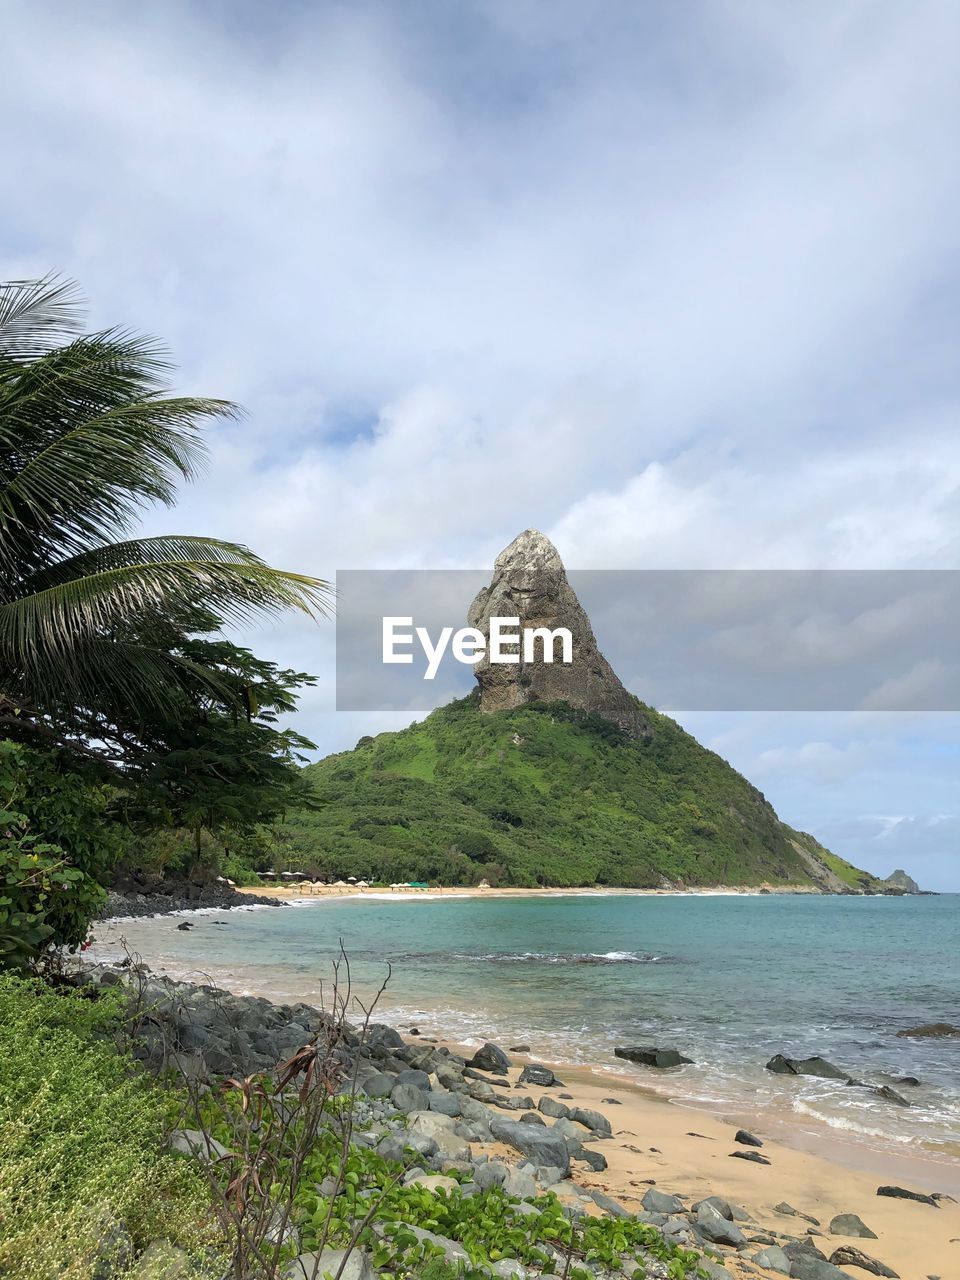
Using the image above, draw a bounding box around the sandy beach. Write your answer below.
[238,883,823,902]
[104,889,958,1275]
[436,1043,959,1280]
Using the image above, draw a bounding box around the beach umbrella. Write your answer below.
[334,880,346,887]
[357,880,369,888]
[347,876,357,882]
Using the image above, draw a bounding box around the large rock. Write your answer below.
[518,1064,557,1087]
[641,1188,684,1215]
[407,1111,471,1160]
[696,1202,746,1247]
[829,1212,877,1238]
[488,1117,570,1175]
[614,1046,692,1068]
[884,868,920,893]
[877,1184,938,1207]
[751,1245,791,1275]
[896,1022,960,1038]
[569,1106,611,1135]
[284,1249,376,1280]
[467,530,651,739]
[766,1054,850,1080]
[391,1082,430,1112]
[467,1043,512,1074]
[828,1247,899,1277]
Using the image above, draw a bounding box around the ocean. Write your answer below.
[91,891,960,1173]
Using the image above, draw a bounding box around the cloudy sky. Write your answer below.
[4,0,958,888]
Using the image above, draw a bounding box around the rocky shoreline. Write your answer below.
[77,961,943,1280]
[99,881,282,921]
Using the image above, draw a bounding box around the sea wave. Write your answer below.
[401,949,669,966]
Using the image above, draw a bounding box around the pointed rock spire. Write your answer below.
[467,530,651,738]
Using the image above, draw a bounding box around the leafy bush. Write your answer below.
[0,973,215,1279]
[0,741,123,966]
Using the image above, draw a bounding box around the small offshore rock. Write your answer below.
[829,1246,899,1277]
[735,1128,763,1147]
[766,1054,849,1080]
[509,1044,531,1052]
[877,1184,939,1207]
[730,1149,771,1164]
[829,1212,877,1238]
[896,1022,960,1038]
[614,1045,692,1068]
[641,1187,684,1214]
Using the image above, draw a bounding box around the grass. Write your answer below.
[0,974,217,1279]
[267,693,865,888]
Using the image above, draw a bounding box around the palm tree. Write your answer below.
[0,275,331,759]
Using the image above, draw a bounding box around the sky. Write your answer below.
[3,0,958,888]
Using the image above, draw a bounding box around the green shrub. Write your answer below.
[0,742,123,966]
[0,974,216,1279]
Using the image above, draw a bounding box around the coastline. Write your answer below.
[80,947,960,1279]
[235,883,827,902]
[457,1050,960,1279]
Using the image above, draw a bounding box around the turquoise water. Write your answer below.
[94,892,960,1166]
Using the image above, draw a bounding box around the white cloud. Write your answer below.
[3,0,959,884]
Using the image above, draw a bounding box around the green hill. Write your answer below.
[275,693,881,891]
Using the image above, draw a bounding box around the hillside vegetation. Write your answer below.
[277,695,879,889]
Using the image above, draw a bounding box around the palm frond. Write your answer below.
[1,555,330,661]
[0,274,86,361]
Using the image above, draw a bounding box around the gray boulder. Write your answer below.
[405,1227,470,1267]
[467,1042,511,1074]
[751,1245,791,1274]
[766,1054,849,1081]
[877,1184,938,1207]
[397,1068,431,1091]
[362,1072,396,1099]
[538,1096,570,1120]
[428,1090,462,1116]
[391,1082,430,1112]
[168,1128,231,1162]
[787,1258,849,1280]
[519,1064,558,1087]
[829,1212,877,1238]
[692,1195,752,1222]
[641,1187,684,1214]
[488,1117,570,1175]
[696,1202,746,1247]
[502,1166,538,1199]
[284,1248,376,1280]
[828,1246,899,1277]
[735,1128,763,1147]
[570,1106,611,1135]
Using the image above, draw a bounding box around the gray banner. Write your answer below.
[335,569,960,712]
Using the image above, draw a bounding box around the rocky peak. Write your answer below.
[885,868,921,894]
[467,529,650,739]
